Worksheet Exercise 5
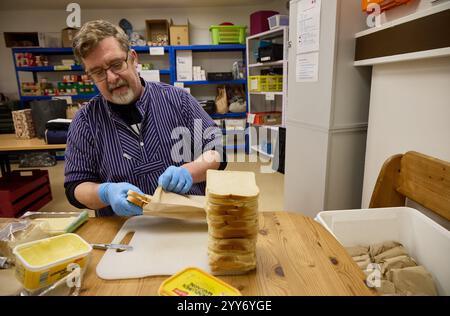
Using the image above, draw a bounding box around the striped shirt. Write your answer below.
[64,81,223,215]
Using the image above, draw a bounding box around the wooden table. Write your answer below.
[76,212,375,296]
[0,134,66,175]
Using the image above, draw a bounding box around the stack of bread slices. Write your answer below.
[206,170,259,275]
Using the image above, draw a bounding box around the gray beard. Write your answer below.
[110,87,136,104]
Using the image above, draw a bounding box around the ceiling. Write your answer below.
[0,0,279,10]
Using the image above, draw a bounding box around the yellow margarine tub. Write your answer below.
[12,233,92,291]
[159,267,242,296]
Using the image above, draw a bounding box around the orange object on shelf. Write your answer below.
[361,0,412,12]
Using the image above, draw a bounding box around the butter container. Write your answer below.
[12,233,92,291]
[159,267,242,296]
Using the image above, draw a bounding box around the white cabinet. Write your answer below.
[246,26,288,159]
[284,0,372,217]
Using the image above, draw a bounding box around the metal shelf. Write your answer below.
[180,79,246,85]
[17,65,84,72]
[12,47,74,54]
[172,44,246,52]
[20,94,97,101]
[249,91,284,96]
[248,60,286,68]
[12,44,251,154]
[246,27,287,41]
[132,46,170,53]
[210,112,247,119]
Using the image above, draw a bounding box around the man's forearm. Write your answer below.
[182,150,221,183]
[74,182,108,210]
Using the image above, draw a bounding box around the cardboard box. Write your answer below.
[145,20,170,46]
[176,50,193,81]
[12,109,36,139]
[170,24,189,46]
[4,32,40,47]
[61,27,79,48]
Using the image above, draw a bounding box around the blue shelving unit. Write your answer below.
[20,94,98,101]
[12,44,249,152]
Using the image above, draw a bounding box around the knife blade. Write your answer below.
[91,243,133,252]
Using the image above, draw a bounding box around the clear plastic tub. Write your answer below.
[315,207,450,295]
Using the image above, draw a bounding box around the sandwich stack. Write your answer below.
[206,170,259,275]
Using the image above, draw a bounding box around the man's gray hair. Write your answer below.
[73,20,129,63]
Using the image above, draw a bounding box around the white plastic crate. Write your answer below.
[315,207,450,295]
[268,15,289,30]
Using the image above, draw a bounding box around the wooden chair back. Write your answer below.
[369,151,450,221]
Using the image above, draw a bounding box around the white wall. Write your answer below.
[361,56,450,207]
[0,2,287,98]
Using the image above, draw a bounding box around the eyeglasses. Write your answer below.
[87,53,129,82]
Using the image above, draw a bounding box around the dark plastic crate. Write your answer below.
[207,72,233,81]
[0,170,52,217]
[258,44,284,63]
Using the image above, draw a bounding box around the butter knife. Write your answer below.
[91,243,133,252]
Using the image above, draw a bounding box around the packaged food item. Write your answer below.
[21,211,89,236]
[0,219,49,262]
[159,267,242,296]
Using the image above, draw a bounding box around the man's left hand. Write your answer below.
[158,166,193,194]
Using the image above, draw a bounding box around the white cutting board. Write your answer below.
[96,216,211,280]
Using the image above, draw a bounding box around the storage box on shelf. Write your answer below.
[210,25,247,45]
[248,75,283,92]
[268,15,289,30]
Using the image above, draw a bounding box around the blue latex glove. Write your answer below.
[98,182,144,216]
[158,166,193,194]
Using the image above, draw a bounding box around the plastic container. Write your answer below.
[315,207,450,296]
[250,11,279,35]
[210,25,247,45]
[268,15,289,30]
[248,75,283,92]
[12,233,92,291]
[159,267,242,296]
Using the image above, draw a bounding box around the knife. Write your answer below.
[91,243,133,252]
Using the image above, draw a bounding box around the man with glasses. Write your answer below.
[64,20,226,216]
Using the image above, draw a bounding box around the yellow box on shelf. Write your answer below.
[159,267,242,296]
[248,75,283,92]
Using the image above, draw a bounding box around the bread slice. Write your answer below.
[206,170,259,200]
[208,226,258,239]
[208,251,256,274]
[208,236,257,253]
[207,213,258,222]
[127,190,151,208]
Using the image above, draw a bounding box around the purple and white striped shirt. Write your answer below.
[64,81,222,202]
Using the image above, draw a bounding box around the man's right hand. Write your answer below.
[97,182,144,216]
